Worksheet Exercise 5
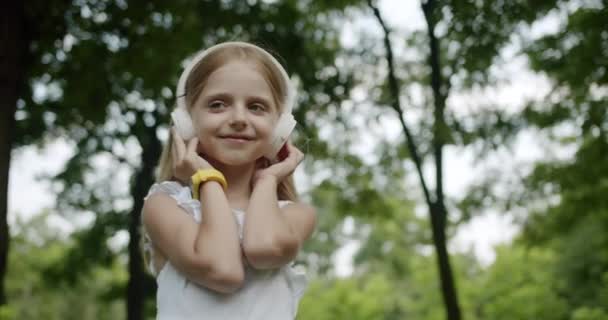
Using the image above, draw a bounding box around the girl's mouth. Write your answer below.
[220,134,254,142]
[221,136,254,144]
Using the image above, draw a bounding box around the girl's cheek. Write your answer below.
[196,137,213,154]
[260,117,277,135]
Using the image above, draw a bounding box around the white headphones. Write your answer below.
[170,42,297,162]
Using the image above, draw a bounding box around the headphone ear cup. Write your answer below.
[170,106,196,140]
[266,113,297,162]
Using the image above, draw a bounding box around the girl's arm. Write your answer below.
[242,176,316,269]
[142,181,244,293]
[142,132,244,293]
[242,143,317,269]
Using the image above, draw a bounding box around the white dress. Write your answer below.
[142,181,308,320]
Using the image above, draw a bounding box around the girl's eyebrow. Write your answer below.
[248,95,274,109]
[204,92,233,102]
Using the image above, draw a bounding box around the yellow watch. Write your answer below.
[190,169,227,200]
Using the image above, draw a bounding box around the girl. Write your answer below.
[141,41,316,320]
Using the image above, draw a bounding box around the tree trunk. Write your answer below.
[368,1,462,319]
[423,0,462,319]
[429,202,461,320]
[127,122,161,320]
[0,0,25,306]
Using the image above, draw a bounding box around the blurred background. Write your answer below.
[2,0,607,319]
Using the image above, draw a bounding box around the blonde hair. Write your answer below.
[155,42,299,201]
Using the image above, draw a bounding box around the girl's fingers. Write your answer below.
[274,143,303,175]
[287,141,303,156]
[286,143,304,165]
[173,127,186,159]
[170,129,179,162]
[186,137,198,157]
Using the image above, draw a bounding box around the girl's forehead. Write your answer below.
[208,60,263,79]
[202,61,276,103]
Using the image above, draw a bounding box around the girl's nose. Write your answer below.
[229,104,247,130]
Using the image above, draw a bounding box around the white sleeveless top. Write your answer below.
[142,181,308,320]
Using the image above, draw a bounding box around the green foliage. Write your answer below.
[353,196,424,275]
[474,245,569,320]
[523,2,607,139]
[519,124,608,313]
[0,306,16,320]
[571,307,608,320]
[298,274,398,320]
[527,4,607,89]
[6,212,126,320]
[468,2,608,316]
[442,0,556,85]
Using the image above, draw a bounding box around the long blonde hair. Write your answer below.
[155,42,299,201]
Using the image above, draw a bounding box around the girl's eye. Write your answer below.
[208,101,226,109]
[249,103,266,112]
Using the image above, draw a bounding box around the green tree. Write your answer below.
[4,211,126,320]
[361,1,559,318]
[456,2,607,317]
[513,2,607,315]
[474,245,569,320]
[1,1,27,306]
[298,274,399,320]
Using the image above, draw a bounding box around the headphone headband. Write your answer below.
[175,42,296,115]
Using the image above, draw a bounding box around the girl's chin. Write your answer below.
[205,152,264,168]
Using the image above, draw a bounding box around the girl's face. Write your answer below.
[191,60,280,166]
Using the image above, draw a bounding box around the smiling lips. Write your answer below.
[220,135,254,143]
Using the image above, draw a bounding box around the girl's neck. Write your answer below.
[212,162,255,210]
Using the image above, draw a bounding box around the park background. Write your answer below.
[1,0,607,319]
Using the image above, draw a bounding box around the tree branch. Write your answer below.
[369,1,462,319]
[367,0,433,207]
[422,0,445,206]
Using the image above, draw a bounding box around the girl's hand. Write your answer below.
[252,142,304,186]
[171,128,214,184]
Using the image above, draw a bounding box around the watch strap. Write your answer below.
[190,169,227,200]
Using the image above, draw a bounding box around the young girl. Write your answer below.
[141,41,316,320]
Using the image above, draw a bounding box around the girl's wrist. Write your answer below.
[254,174,278,187]
[198,179,225,198]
